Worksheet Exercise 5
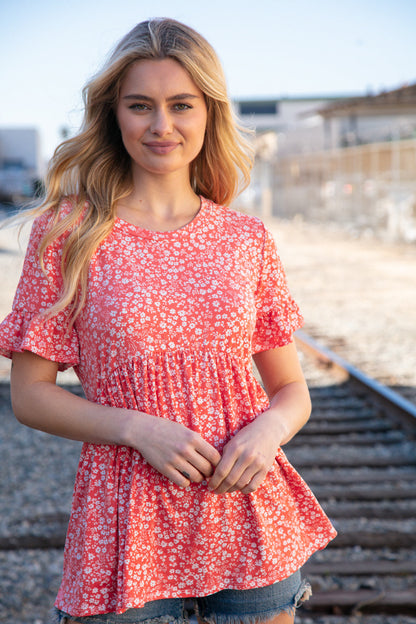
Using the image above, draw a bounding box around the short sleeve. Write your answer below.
[252,226,303,353]
[0,210,80,370]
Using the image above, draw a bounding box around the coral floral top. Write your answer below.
[0,197,336,616]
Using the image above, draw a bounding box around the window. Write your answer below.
[239,101,278,116]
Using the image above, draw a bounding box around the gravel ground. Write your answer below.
[1,212,415,623]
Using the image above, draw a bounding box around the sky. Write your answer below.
[1,0,416,160]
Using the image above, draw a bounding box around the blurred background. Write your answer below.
[1,0,416,241]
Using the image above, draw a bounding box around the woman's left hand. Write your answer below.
[207,410,282,494]
[208,344,312,495]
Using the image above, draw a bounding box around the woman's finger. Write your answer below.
[188,449,219,478]
[175,461,206,484]
[208,452,252,493]
[208,442,272,493]
[240,471,265,494]
[194,438,222,468]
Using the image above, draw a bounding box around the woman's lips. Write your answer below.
[144,142,179,154]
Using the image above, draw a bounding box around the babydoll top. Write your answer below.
[0,197,336,616]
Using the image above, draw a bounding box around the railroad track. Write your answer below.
[290,330,416,622]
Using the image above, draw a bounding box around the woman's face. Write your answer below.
[116,58,208,180]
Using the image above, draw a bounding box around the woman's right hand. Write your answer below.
[132,413,221,488]
[11,350,221,489]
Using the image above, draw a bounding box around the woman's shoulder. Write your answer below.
[22,197,88,263]
[205,198,266,240]
[32,196,86,237]
[31,196,73,227]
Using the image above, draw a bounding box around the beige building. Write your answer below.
[316,83,416,148]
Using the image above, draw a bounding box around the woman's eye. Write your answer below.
[174,103,191,111]
[129,103,149,111]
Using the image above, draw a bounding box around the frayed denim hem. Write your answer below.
[294,579,312,610]
[50,607,62,624]
[50,575,312,624]
[50,607,188,624]
[196,579,312,624]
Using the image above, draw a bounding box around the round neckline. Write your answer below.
[114,196,208,237]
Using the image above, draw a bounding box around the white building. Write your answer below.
[233,95,351,214]
[233,95,352,156]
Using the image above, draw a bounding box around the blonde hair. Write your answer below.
[20,18,254,321]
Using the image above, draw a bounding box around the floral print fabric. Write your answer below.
[0,197,336,616]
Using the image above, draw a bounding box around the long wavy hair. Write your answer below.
[18,18,254,322]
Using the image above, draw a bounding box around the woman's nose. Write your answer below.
[150,108,173,135]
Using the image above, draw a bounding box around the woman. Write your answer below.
[0,18,336,624]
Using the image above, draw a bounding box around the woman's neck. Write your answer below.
[116,171,201,231]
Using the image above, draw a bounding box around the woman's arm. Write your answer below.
[11,350,221,486]
[252,341,311,446]
[208,341,311,494]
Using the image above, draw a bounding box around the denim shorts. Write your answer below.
[53,570,312,624]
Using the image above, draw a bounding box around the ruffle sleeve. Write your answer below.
[0,209,80,370]
[251,226,303,353]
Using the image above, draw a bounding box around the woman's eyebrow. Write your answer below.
[122,93,200,101]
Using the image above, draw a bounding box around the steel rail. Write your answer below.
[294,329,416,433]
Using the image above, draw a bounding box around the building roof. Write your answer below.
[316,83,416,118]
[234,94,355,106]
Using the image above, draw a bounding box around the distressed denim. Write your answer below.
[53,570,312,624]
